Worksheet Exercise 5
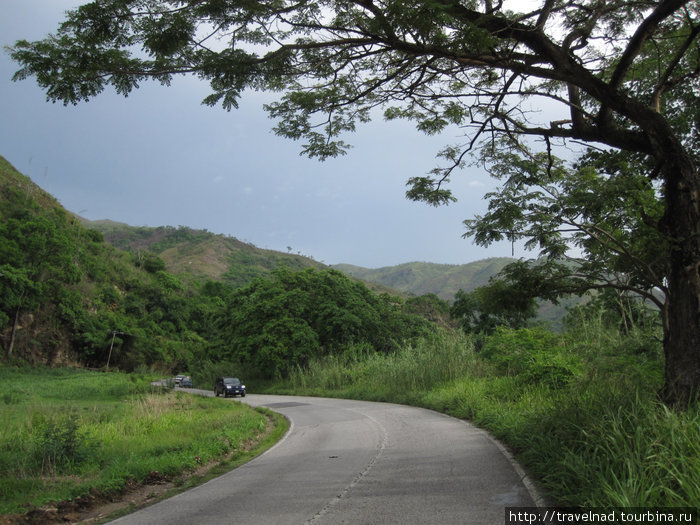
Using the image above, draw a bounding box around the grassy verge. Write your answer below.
[267,328,699,507]
[0,366,288,516]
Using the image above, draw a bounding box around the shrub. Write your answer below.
[30,414,97,475]
[481,327,580,389]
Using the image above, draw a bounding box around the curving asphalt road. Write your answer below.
[109,393,539,524]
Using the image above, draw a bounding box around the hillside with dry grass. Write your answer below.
[81,220,325,288]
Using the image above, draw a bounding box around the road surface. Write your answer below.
[109,393,539,524]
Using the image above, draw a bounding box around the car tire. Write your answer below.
[241,393,246,397]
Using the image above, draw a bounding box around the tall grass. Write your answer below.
[276,323,699,507]
[286,330,482,403]
[0,367,284,515]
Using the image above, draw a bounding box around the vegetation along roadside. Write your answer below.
[269,318,699,508]
[0,367,288,523]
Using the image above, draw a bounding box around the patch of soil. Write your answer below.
[0,465,207,525]
[0,472,166,525]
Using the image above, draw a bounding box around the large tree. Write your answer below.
[463,147,669,330]
[9,0,700,404]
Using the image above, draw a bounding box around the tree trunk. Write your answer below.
[660,152,700,407]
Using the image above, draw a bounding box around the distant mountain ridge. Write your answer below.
[82,222,514,301]
[333,260,578,327]
[333,259,514,301]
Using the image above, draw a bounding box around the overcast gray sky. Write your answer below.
[1,0,517,268]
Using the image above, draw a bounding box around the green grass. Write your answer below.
[3,324,696,512]
[268,326,699,507]
[0,366,287,516]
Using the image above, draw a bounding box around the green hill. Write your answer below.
[0,150,573,372]
[85,217,572,325]
[333,260,578,328]
[0,155,201,368]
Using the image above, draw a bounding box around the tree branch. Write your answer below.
[609,0,691,90]
[651,21,700,111]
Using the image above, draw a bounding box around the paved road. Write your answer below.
[109,393,539,524]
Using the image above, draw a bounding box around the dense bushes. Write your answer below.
[480,327,581,389]
[29,413,96,475]
[213,268,435,378]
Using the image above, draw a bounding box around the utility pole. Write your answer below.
[106,331,125,371]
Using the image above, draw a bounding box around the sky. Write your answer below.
[0,0,519,269]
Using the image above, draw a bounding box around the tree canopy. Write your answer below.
[9,0,700,404]
[464,146,669,309]
[451,281,537,336]
[215,267,433,377]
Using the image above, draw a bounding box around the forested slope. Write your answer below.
[0,155,217,369]
[0,156,439,375]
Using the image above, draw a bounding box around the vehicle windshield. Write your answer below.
[223,378,241,385]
